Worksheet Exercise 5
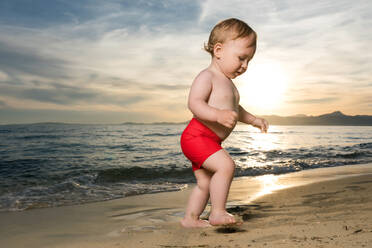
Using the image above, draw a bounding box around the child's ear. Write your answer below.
[213,43,223,59]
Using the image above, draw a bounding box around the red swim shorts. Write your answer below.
[180,118,222,171]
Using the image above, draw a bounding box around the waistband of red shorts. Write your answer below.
[184,118,222,143]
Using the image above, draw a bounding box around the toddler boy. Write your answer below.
[180,18,269,227]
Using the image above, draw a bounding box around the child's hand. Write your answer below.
[252,117,269,133]
[217,110,238,128]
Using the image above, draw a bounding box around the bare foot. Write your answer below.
[180,218,211,228]
[209,211,236,226]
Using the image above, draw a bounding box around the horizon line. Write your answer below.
[0,111,371,126]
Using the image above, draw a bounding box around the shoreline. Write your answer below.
[1,163,372,247]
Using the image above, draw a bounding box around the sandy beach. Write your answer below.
[1,163,372,248]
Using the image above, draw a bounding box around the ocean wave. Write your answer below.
[143,132,181,137]
[106,144,136,151]
[358,142,372,148]
[335,151,366,159]
[94,166,193,184]
[16,134,64,140]
[0,174,187,211]
[226,147,250,156]
[1,124,371,211]
[235,159,361,177]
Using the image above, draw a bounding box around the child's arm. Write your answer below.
[238,105,256,124]
[188,72,237,128]
[238,105,269,133]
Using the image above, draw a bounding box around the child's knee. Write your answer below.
[197,177,210,192]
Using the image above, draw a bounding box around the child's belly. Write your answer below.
[198,119,235,141]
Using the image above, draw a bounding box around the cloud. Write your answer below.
[0,70,9,81]
[0,1,206,83]
[1,2,209,84]
[0,99,7,108]
[198,1,372,78]
[199,0,275,25]
[0,0,204,118]
[0,1,202,37]
[0,0,371,123]
[0,107,162,124]
[0,82,147,106]
[0,40,70,80]
[140,83,190,91]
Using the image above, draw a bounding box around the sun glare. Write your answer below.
[251,174,289,200]
[236,61,289,111]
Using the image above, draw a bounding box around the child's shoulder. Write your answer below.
[195,68,214,82]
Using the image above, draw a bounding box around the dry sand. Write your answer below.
[1,164,372,248]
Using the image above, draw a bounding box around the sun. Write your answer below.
[235,60,289,111]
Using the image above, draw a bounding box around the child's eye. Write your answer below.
[239,57,245,61]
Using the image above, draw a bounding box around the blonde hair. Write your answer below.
[204,18,256,56]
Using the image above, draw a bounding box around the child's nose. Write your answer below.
[241,60,248,70]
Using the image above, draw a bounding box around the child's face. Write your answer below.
[216,34,256,79]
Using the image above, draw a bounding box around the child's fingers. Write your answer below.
[226,118,237,128]
[262,119,269,133]
[217,110,238,128]
[260,121,268,133]
[225,122,233,128]
[222,119,233,128]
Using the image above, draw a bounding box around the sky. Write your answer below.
[0,0,371,124]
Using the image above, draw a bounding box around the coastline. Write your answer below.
[1,163,372,248]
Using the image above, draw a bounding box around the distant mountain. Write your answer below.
[261,111,372,126]
[120,121,188,125]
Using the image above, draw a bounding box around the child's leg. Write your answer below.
[202,149,236,225]
[181,169,213,228]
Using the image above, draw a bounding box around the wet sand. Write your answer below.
[1,163,372,248]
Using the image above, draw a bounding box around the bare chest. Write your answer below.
[208,80,240,110]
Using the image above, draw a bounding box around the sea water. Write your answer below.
[0,123,371,211]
